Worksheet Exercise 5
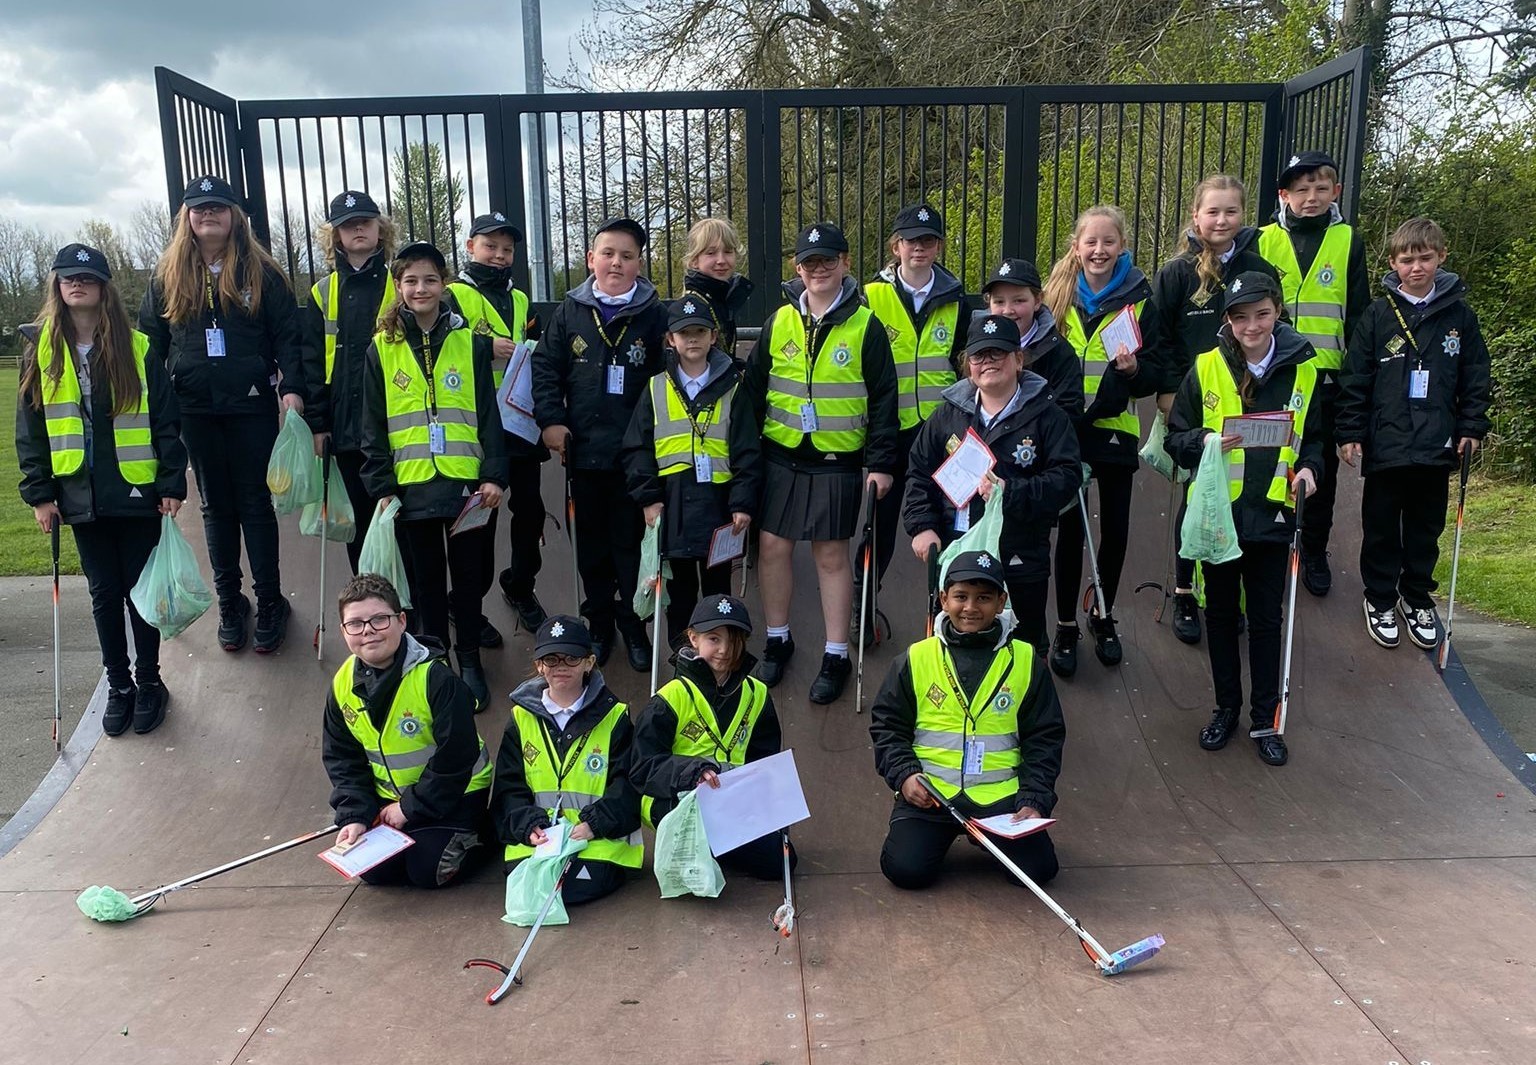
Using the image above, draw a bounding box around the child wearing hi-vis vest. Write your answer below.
[1164,272,1323,769]
[869,550,1064,890]
[621,298,762,648]
[301,190,396,574]
[632,595,798,880]
[322,574,492,888]
[493,615,642,906]
[447,212,547,642]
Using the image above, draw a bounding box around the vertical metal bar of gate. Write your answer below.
[1007,88,1036,265]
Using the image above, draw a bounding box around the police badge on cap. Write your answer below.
[52,244,111,282]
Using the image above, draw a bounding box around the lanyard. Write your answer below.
[666,372,717,444]
[591,308,630,361]
[938,645,1014,731]
[1387,297,1424,365]
[204,272,220,328]
[535,716,600,816]
[680,679,747,762]
[420,329,438,416]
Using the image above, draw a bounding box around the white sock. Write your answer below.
[825,641,849,658]
[767,625,791,641]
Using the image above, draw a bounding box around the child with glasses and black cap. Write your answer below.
[632,594,798,879]
[869,549,1064,890]
[492,614,643,906]
[903,314,1082,656]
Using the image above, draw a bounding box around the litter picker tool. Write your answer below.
[1135,476,1182,623]
[465,855,577,1004]
[564,434,580,613]
[1076,486,1109,623]
[76,824,340,922]
[50,517,61,752]
[1437,446,1472,673]
[925,543,940,638]
[855,480,878,714]
[771,830,796,939]
[314,438,332,660]
[920,778,1163,976]
[649,509,666,697]
[1252,489,1306,739]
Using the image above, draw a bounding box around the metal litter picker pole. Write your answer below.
[51,518,61,751]
[1437,447,1472,673]
[564,435,580,613]
[855,480,877,714]
[1077,485,1109,621]
[772,830,796,937]
[315,438,332,661]
[1252,490,1305,739]
[465,855,577,1004]
[649,509,665,697]
[925,543,939,638]
[920,778,1164,976]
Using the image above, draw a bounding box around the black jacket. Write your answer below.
[866,261,972,364]
[490,671,642,851]
[1064,268,1162,467]
[1149,227,1280,394]
[15,328,189,522]
[445,267,548,462]
[531,276,669,472]
[138,263,307,421]
[743,276,901,473]
[870,617,1065,819]
[904,375,1081,582]
[620,348,763,559]
[1165,322,1325,545]
[359,303,509,521]
[322,633,487,830]
[300,253,391,451]
[1336,270,1491,474]
[631,650,780,824]
[1265,205,1371,347]
[682,269,754,358]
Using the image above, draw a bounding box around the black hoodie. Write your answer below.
[1335,269,1491,474]
[681,269,754,357]
[1165,322,1325,545]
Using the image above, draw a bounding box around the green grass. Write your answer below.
[0,367,83,576]
[1436,476,1536,628]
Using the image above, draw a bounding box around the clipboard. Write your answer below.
[1221,411,1294,449]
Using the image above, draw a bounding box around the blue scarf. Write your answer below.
[1075,251,1132,318]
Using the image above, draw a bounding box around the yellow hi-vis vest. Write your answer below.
[651,370,734,483]
[1060,302,1143,436]
[863,281,957,429]
[375,327,483,484]
[1191,347,1317,507]
[908,636,1029,807]
[1257,222,1352,371]
[330,654,493,803]
[312,270,397,385]
[446,281,529,386]
[503,701,644,867]
[36,325,156,484]
[762,305,871,453]
[641,675,768,826]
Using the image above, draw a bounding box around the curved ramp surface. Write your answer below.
[3,455,1533,1065]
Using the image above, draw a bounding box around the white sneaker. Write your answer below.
[1364,599,1400,648]
[1398,599,1443,651]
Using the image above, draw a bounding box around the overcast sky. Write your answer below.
[0,1,594,239]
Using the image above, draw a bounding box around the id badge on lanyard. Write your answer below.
[695,453,713,483]
[607,364,626,395]
[205,328,226,357]
[428,421,447,455]
[1409,368,1429,400]
[962,738,986,776]
[800,403,819,432]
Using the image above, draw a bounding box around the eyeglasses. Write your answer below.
[537,653,589,668]
[189,204,231,216]
[966,348,1013,364]
[59,276,101,288]
[798,257,840,273]
[341,612,400,635]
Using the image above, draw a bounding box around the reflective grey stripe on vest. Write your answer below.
[1293,301,1344,320]
[115,413,152,430]
[44,403,80,420]
[392,441,482,464]
[532,788,605,812]
[914,354,953,373]
[913,728,1018,753]
[1299,331,1342,352]
[659,455,732,477]
[367,745,436,770]
[50,434,86,451]
[390,407,478,430]
[768,375,867,402]
[766,407,867,432]
[116,445,157,462]
[920,763,1016,787]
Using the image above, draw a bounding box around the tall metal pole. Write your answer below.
[522,0,551,300]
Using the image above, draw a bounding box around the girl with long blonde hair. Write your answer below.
[681,216,753,356]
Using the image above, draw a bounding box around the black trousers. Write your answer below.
[331,447,376,575]
[181,412,282,603]
[1175,495,1197,591]
[72,516,162,688]
[503,856,629,907]
[664,557,733,644]
[1053,462,1134,622]
[1300,380,1340,558]
[489,451,546,603]
[1004,574,1049,658]
[1203,540,1287,726]
[571,469,644,636]
[397,516,491,653]
[719,830,798,881]
[360,824,485,889]
[1360,465,1449,611]
[856,423,918,589]
[880,803,1058,890]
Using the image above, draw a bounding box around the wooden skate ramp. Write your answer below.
[2,454,1532,1065]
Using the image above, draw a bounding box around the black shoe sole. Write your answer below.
[103,713,133,737]
[1254,739,1289,766]
[1048,652,1077,679]
[1199,715,1240,751]
[808,680,849,704]
[1093,641,1122,667]
[1172,621,1202,645]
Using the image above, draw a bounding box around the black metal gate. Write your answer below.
[156,49,1370,321]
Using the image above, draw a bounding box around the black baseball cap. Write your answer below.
[943,550,1006,591]
[53,244,111,282]
[328,190,380,225]
[469,211,524,241]
[394,241,448,273]
[667,297,716,332]
[593,216,648,250]
[534,615,595,658]
[1278,150,1339,187]
[687,594,752,634]
[1223,271,1283,310]
[982,257,1042,292]
[183,174,239,208]
[892,203,943,239]
[964,314,1022,355]
[794,222,849,263]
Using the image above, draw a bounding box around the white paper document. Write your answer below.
[496,340,540,443]
[933,428,997,509]
[969,814,1056,839]
[707,523,747,568]
[1098,303,1142,357]
[695,749,811,856]
[1221,412,1294,449]
[317,825,414,879]
[532,819,570,859]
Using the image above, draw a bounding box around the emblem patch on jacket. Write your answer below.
[680,719,707,742]
[585,750,606,774]
[626,339,646,366]
[523,740,539,764]
[398,715,421,738]
[925,683,947,708]
[392,369,412,391]
[780,339,801,358]
[1203,390,1220,411]
[571,335,588,358]
[932,323,949,343]
[832,343,852,366]
[885,324,900,344]
[1317,264,1335,287]
[443,369,462,392]
[341,706,358,725]
[1013,439,1036,466]
[994,688,1013,713]
[1444,330,1460,357]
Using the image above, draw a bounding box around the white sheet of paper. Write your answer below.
[317,825,414,879]
[497,341,540,443]
[707,523,747,568]
[968,814,1056,839]
[449,492,495,536]
[1221,413,1294,449]
[1098,303,1141,357]
[933,429,996,509]
[694,749,810,856]
[532,819,570,859]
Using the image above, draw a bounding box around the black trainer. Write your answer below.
[1088,611,1123,666]
[1199,707,1240,750]
[217,595,251,652]
[1172,593,1202,645]
[1364,599,1400,649]
[103,684,136,737]
[755,636,795,687]
[253,596,291,654]
[618,619,652,673]
[1254,734,1289,766]
[1048,624,1080,679]
[505,593,547,633]
[457,649,489,711]
[480,620,505,649]
[1300,549,1331,597]
[808,652,852,704]
[1398,599,1442,651]
[133,680,169,735]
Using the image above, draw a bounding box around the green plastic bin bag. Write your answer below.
[299,460,358,543]
[632,521,672,621]
[267,409,321,515]
[357,497,413,608]
[502,833,588,928]
[1139,411,1189,484]
[1179,432,1242,565]
[938,486,1004,587]
[129,514,214,639]
[654,789,725,899]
